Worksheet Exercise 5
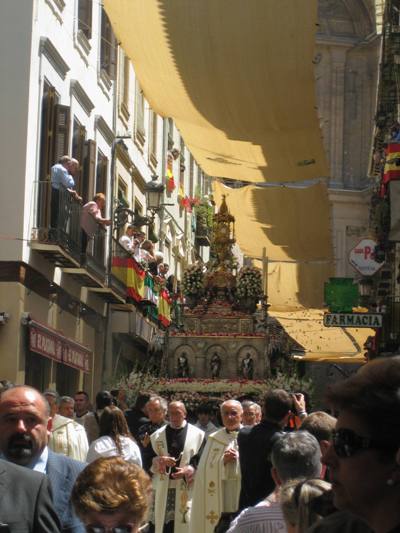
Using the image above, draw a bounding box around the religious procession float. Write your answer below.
[116,197,312,410]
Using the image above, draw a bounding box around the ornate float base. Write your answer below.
[168,302,268,379]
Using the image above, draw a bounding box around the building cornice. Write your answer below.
[95,115,114,146]
[40,37,70,80]
[70,80,95,116]
[116,142,133,172]
[44,0,65,24]
[328,186,373,205]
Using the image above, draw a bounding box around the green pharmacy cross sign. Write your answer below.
[324,278,359,313]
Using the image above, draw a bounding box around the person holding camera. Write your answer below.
[238,389,307,511]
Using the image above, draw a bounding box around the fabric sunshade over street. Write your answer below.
[104,0,328,183]
[213,181,334,311]
[213,182,368,364]
[273,309,371,364]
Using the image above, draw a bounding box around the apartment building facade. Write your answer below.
[0,0,210,396]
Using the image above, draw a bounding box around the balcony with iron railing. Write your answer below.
[30,181,124,303]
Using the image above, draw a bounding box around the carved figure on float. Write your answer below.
[210,352,222,379]
[240,352,254,380]
[177,352,189,378]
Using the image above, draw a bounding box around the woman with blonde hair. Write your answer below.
[280,478,333,533]
[87,405,142,466]
[72,456,152,533]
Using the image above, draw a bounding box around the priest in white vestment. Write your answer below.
[190,400,243,533]
[150,400,205,533]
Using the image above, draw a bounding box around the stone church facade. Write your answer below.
[316,0,380,277]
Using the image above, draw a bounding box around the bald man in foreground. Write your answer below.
[190,400,243,533]
[0,385,85,532]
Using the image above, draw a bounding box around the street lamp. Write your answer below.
[144,175,165,222]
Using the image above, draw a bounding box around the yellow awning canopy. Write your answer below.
[104,0,328,183]
[272,309,370,364]
[213,181,333,309]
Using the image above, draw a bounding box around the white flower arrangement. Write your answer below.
[236,266,263,299]
[114,371,314,407]
[182,264,204,295]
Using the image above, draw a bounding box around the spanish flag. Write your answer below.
[112,257,145,301]
[158,288,172,327]
[166,168,176,192]
[382,142,400,196]
[178,183,185,201]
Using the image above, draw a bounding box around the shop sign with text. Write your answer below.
[323,313,383,328]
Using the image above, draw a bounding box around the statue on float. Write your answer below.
[240,352,254,380]
[210,352,222,379]
[177,352,189,378]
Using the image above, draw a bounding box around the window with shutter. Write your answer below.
[189,155,194,197]
[39,83,58,181]
[78,0,92,39]
[96,150,108,196]
[135,81,145,146]
[167,118,174,151]
[100,8,117,79]
[37,83,59,232]
[72,118,86,197]
[148,110,158,167]
[82,139,96,203]
[53,104,71,164]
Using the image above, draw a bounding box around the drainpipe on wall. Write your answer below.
[158,117,169,253]
[102,50,120,387]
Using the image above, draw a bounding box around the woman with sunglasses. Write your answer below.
[322,356,400,533]
[71,456,152,533]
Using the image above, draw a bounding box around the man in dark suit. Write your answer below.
[0,458,61,532]
[238,389,293,510]
[0,385,85,532]
[125,392,150,440]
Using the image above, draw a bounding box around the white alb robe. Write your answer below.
[49,414,89,461]
[150,423,205,533]
[189,428,241,533]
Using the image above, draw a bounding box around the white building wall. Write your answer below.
[114,48,210,279]
[0,0,34,261]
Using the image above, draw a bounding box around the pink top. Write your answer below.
[81,201,103,236]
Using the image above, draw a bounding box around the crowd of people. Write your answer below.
[49,155,176,308]
[0,356,399,532]
[118,223,174,291]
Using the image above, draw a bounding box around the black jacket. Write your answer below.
[238,420,285,509]
[0,459,61,532]
[125,408,149,440]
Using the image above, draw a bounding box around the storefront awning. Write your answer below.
[104,0,328,183]
[271,309,371,364]
[28,319,92,373]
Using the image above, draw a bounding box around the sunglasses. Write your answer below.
[86,526,134,533]
[332,428,393,458]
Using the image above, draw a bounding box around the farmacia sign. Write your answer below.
[323,313,382,328]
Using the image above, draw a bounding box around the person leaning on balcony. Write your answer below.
[119,224,144,259]
[50,156,81,229]
[140,240,159,273]
[80,192,111,254]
